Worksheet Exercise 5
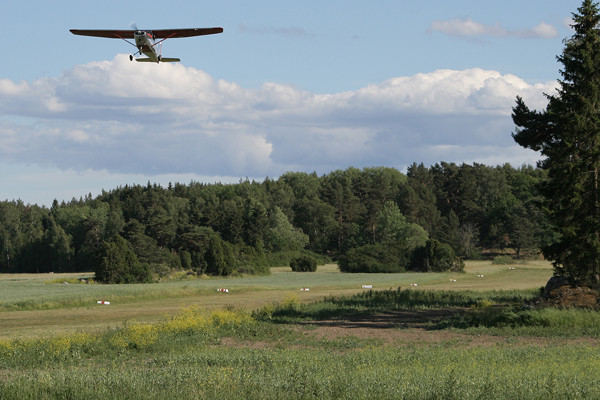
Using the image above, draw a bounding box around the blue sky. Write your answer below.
[0,0,582,205]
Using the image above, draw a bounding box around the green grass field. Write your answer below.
[6,260,598,399]
[0,260,552,339]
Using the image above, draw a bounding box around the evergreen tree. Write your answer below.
[96,235,150,284]
[410,239,464,272]
[512,0,600,282]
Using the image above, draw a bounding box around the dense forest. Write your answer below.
[0,163,551,278]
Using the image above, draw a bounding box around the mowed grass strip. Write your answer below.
[0,261,553,339]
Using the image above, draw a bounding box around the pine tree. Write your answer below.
[512,0,600,283]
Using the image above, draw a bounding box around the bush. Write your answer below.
[290,255,317,272]
[338,243,406,273]
[95,235,151,284]
[235,242,270,275]
[265,250,331,268]
[410,239,464,272]
[492,255,515,265]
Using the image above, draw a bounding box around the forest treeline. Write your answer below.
[0,162,551,277]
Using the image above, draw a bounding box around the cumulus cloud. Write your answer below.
[428,18,558,39]
[0,56,556,182]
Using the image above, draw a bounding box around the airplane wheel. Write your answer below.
[129,55,133,61]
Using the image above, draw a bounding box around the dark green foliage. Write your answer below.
[265,250,331,268]
[289,255,317,272]
[512,1,600,283]
[410,239,464,272]
[178,225,235,276]
[338,201,428,273]
[0,163,551,280]
[339,243,406,273]
[95,235,151,284]
[236,242,270,275]
[265,207,309,252]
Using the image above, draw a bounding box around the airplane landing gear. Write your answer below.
[129,54,134,61]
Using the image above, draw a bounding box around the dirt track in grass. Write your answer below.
[223,308,600,349]
[294,310,600,347]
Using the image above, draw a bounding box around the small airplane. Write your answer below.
[70,23,223,63]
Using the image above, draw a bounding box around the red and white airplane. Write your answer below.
[70,24,223,63]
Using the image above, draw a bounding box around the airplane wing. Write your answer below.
[69,27,223,39]
[69,29,136,39]
[151,28,223,38]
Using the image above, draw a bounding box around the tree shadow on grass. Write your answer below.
[298,308,468,330]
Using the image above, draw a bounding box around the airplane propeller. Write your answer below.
[129,21,140,32]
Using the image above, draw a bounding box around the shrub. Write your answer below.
[95,235,151,284]
[235,242,270,275]
[290,255,317,272]
[492,255,515,265]
[180,251,192,269]
[410,239,464,272]
[338,243,406,273]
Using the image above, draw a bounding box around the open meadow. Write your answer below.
[0,260,552,339]
[4,260,600,399]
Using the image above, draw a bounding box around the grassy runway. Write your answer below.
[0,260,552,339]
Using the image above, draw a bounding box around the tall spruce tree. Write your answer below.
[512,0,600,283]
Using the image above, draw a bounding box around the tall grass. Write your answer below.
[2,341,600,399]
[453,306,600,337]
[0,306,261,369]
[2,289,600,398]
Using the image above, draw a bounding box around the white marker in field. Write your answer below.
[362,284,373,289]
[217,288,229,293]
[97,300,110,305]
[410,283,418,287]
[300,288,310,291]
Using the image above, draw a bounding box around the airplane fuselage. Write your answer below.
[134,31,160,62]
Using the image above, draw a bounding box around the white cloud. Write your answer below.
[0,56,557,188]
[428,18,558,39]
[527,22,559,39]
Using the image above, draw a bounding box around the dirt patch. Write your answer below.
[300,308,464,330]
[220,307,600,349]
[292,310,463,347]
[294,311,600,348]
[293,310,499,347]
